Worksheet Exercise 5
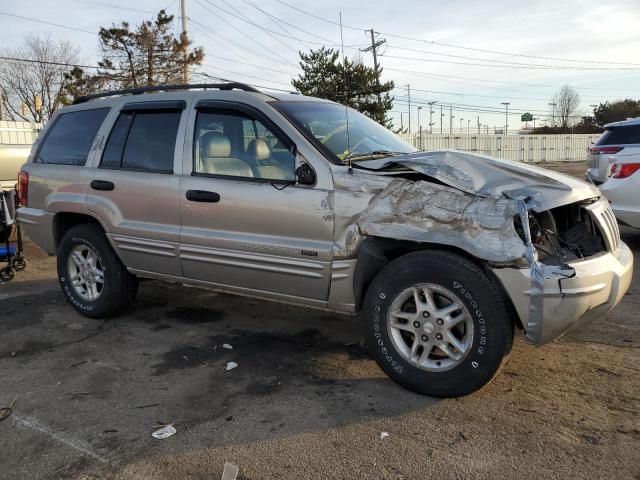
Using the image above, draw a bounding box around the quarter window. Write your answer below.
[35,108,109,165]
[101,110,181,172]
[193,110,295,181]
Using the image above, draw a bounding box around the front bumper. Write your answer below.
[492,242,633,346]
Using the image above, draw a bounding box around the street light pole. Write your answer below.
[427,101,436,134]
[467,119,470,134]
[501,102,510,135]
[417,106,423,150]
[440,105,444,134]
[459,118,463,132]
[548,102,557,126]
[449,106,453,135]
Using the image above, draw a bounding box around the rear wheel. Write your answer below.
[362,250,513,397]
[57,224,138,318]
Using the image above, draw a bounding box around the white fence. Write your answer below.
[399,133,600,163]
[0,121,42,145]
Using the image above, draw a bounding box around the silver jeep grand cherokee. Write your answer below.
[17,83,633,397]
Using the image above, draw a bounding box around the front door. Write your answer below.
[179,102,333,302]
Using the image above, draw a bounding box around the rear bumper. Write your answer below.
[493,242,633,346]
[599,177,640,228]
[585,167,604,185]
[17,207,56,254]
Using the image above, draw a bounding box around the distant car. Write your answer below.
[599,152,640,228]
[0,144,31,190]
[586,117,640,185]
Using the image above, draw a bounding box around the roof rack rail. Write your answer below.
[72,82,261,105]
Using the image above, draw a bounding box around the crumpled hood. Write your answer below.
[356,149,600,211]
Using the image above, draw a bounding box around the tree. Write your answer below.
[0,34,80,122]
[549,84,580,129]
[292,47,394,127]
[64,10,203,100]
[593,99,640,126]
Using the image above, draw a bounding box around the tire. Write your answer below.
[12,257,26,271]
[57,224,138,318]
[0,266,14,282]
[362,250,514,398]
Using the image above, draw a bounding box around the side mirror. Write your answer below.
[295,163,316,185]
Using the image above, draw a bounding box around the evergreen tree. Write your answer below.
[292,47,394,127]
[63,10,203,101]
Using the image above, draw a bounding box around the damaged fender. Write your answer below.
[357,178,526,262]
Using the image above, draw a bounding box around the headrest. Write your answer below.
[247,138,271,161]
[201,131,231,158]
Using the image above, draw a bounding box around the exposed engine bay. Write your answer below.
[516,201,606,265]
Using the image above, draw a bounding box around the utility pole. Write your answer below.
[449,106,453,135]
[362,29,386,104]
[180,0,189,83]
[467,119,470,135]
[427,101,435,133]
[477,116,480,134]
[400,112,404,132]
[501,102,510,134]
[406,84,411,134]
[440,105,444,134]
[459,118,463,132]
[0,92,3,121]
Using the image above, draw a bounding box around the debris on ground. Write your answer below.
[152,424,176,439]
[225,362,238,371]
[222,344,233,349]
[380,431,389,441]
[0,397,18,423]
[221,461,239,480]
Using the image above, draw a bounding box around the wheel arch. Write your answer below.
[353,236,524,331]
[53,212,107,251]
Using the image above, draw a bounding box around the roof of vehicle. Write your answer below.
[604,117,640,128]
[70,82,332,107]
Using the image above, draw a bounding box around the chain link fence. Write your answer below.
[399,133,600,163]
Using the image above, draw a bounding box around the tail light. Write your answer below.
[609,163,640,179]
[590,146,624,155]
[17,171,28,207]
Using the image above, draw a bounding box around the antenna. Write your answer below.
[339,11,352,174]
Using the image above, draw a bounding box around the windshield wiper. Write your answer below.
[343,150,405,162]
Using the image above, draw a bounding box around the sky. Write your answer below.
[1,0,639,133]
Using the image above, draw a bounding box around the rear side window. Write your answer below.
[35,108,109,165]
[596,125,640,145]
[100,110,181,173]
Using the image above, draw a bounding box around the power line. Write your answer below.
[0,11,96,35]
[218,0,299,55]
[194,0,296,66]
[270,1,640,67]
[384,51,640,71]
[0,55,118,70]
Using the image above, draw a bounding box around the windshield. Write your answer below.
[273,101,417,162]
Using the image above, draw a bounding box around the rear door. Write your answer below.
[84,100,187,277]
[178,100,334,302]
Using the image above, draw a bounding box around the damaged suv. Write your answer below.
[18,84,633,397]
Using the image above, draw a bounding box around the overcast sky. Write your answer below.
[2,0,639,131]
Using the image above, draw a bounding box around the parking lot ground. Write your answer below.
[0,163,639,480]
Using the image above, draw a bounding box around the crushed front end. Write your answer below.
[492,196,633,345]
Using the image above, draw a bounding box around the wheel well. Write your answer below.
[53,212,103,249]
[353,236,524,330]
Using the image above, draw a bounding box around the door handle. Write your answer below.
[186,190,220,203]
[90,180,115,191]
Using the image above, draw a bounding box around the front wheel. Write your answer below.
[57,224,138,318]
[362,250,514,397]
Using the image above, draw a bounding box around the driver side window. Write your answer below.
[193,110,295,181]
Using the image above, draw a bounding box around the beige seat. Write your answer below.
[247,138,290,180]
[200,132,253,177]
